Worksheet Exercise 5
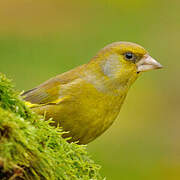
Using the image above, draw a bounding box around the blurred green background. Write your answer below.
[0,0,179,179]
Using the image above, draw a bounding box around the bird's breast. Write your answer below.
[58,79,127,144]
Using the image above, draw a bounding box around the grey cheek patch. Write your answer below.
[102,54,122,78]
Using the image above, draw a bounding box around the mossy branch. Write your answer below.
[0,73,103,180]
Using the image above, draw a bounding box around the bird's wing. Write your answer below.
[22,65,85,105]
[22,78,62,104]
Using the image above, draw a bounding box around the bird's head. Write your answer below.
[87,42,162,90]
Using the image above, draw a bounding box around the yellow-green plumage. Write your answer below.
[23,42,162,144]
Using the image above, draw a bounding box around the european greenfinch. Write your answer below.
[23,42,162,144]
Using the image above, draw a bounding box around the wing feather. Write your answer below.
[22,65,85,104]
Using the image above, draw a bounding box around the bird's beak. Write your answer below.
[136,55,163,73]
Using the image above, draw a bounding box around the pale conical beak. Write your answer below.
[136,55,163,72]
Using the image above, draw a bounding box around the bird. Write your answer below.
[22,42,162,144]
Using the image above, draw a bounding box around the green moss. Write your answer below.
[0,73,103,180]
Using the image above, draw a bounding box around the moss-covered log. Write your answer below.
[0,73,103,180]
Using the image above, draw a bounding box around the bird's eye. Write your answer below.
[124,52,135,62]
